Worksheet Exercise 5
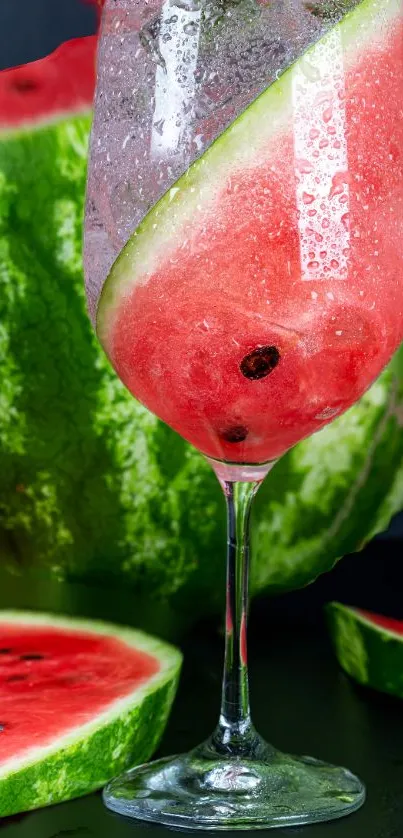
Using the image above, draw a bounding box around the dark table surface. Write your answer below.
[3,616,403,838]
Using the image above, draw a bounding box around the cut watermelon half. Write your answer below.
[0,611,182,818]
[0,35,96,130]
[326,602,403,699]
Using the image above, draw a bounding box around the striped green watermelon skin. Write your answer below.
[1,73,403,631]
[0,612,182,818]
[0,683,176,818]
[326,603,403,699]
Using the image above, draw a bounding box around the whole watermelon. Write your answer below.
[1,36,403,633]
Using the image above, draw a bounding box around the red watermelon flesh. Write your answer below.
[0,614,181,817]
[356,610,403,636]
[0,36,96,129]
[98,0,403,466]
[0,622,159,763]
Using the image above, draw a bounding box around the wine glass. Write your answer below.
[84,0,403,828]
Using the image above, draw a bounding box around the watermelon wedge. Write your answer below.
[0,611,181,818]
[97,0,403,466]
[0,36,96,130]
[327,602,403,699]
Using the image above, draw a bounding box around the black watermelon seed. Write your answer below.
[0,724,5,732]
[10,77,39,94]
[221,425,248,443]
[240,346,280,380]
[6,675,27,683]
[20,654,44,661]
[0,648,12,655]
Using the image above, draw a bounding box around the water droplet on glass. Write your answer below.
[183,21,199,35]
[139,20,167,72]
[328,170,350,200]
[300,57,321,82]
[153,118,165,136]
[341,213,350,230]
[296,158,314,174]
[194,134,204,152]
[171,0,201,9]
[329,183,343,200]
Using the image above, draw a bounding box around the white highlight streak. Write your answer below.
[292,28,350,281]
[151,2,201,162]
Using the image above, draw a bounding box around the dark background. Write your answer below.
[1,0,402,624]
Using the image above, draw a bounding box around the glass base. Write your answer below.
[103,737,365,830]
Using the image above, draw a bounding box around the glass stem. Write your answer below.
[212,478,262,756]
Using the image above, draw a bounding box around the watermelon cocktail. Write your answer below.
[85,0,402,828]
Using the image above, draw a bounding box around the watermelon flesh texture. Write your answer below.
[0,624,159,763]
[99,0,403,465]
[0,613,181,818]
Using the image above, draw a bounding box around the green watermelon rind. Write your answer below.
[0,611,182,818]
[97,0,399,342]
[326,602,403,699]
[0,108,92,143]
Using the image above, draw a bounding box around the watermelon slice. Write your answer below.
[0,36,96,130]
[327,602,403,699]
[97,0,403,466]
[0,611,181,818]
